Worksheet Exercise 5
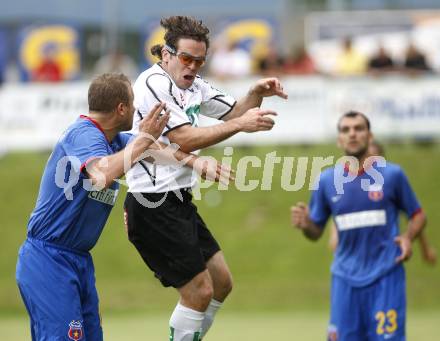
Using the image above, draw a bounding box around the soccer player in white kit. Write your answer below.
[124,16,287,341]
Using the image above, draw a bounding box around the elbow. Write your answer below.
[304,228,323,241]
[420,211,428,229]
[413,209,427,227]
[168,136,198,153]
[309,234,322,242]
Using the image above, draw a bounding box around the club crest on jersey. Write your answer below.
[68,320,83,340]
[367,184,384,202]
[369,190,384,201]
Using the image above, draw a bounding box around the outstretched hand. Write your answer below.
[192,157,235,185]
[237,107,277,133]
[250,78,288,99]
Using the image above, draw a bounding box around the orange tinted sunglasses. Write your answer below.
[165,44,206,68]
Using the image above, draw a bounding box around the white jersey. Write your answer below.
[127,63,236,193]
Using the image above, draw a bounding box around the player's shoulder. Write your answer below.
[135,64,171,90]
[193,75,231,101]
[382,161,404,177]
[193,75,210,87]
[321,166,336,180]
[61,117,104,144]
[193,75,215,91]
[312,166,335,190]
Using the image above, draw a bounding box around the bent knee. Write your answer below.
[221,273,233,295]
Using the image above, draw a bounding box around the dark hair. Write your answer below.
[337,111,371,131]
[151,16,210,60]
[88,73,131,113]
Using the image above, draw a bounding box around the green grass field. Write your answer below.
[2,311,439,340]
[1,144,439,339]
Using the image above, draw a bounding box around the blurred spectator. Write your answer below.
[403,43,431,73]
[368,45,395,73]
[94,49,138,80]
[335,37,367,76]
[284,46,316,75]
[257,48,284,77]
[209,40,251,79]
[32,44,62,82]
[257,49,284,77]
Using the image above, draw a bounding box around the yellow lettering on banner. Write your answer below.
[145,26,166,65]
[19,25,80,80]
[223,19,273,66]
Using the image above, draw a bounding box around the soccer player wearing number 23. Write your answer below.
[291,112,427,341]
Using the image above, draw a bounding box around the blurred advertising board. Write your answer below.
[141,17,277,69]
[0,30,7,83]
[17,23,81,81]
[1,76,440,152]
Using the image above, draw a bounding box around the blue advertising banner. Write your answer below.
[0,30,7,84]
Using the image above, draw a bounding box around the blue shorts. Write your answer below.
[16,238,102,341]
[328,265,406,341]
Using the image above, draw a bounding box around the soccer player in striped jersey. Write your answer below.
[291,111,427,341]
[124,16,287,341]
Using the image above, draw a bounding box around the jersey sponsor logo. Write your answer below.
[67,320,83,340]
[88,188,118,206]
[185,104,200,126]
[335,209,387,231]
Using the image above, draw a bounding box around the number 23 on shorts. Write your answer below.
[375,309,398,335]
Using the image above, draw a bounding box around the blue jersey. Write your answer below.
[27,116,131,252]
[309,161,421,287]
